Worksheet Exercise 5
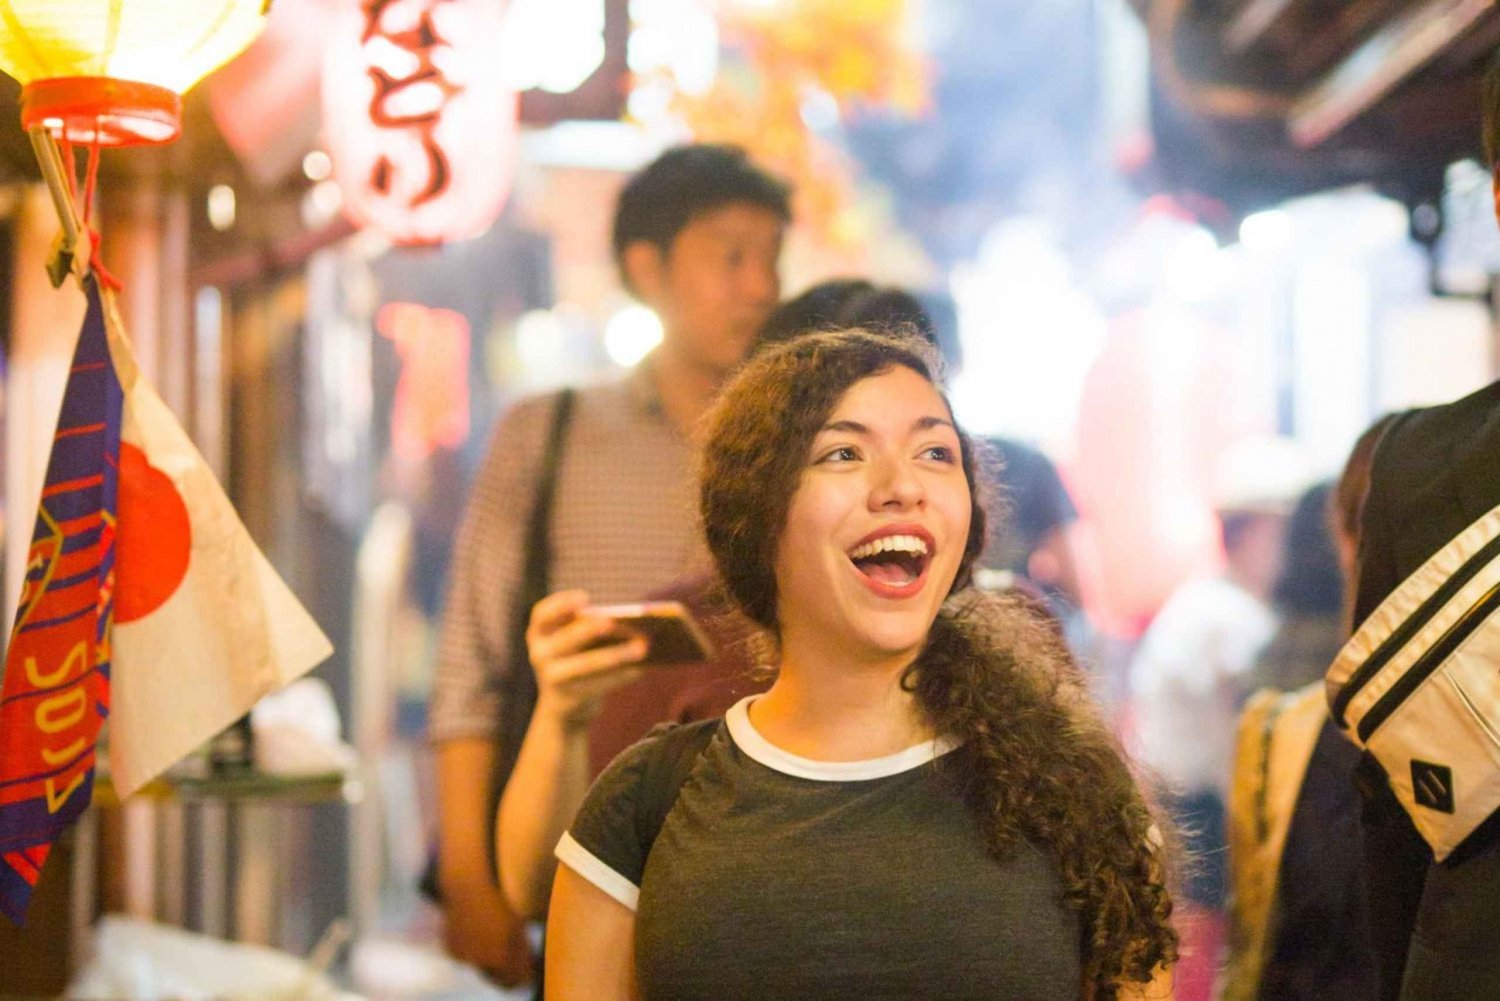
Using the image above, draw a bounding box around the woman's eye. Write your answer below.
[818,446,859,463]
[921,445,957,463]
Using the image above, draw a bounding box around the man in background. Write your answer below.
[1344,56,1500,1001]
[429,145,789,985]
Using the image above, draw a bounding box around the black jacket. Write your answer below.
[1351,379,1500,1001]
[1355,379,1500,623]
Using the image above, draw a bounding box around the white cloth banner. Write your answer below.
[101,290,332,798]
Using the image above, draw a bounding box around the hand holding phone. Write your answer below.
[582,601,715,665]
[527,590,651,728]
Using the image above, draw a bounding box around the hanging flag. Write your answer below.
[0,280,120,925]
[0,279,334,924]
[101,285,333,799]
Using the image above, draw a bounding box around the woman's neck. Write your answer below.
[749,648,933,761]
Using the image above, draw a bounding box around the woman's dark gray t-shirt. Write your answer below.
[557,697,1082,1001]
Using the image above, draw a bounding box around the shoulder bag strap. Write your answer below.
[490,389,577,841]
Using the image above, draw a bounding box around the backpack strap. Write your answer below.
[634,717,721,857]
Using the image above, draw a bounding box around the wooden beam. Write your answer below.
[1223,0,1298,54]
[1290,0,1499,148]
[188,216,356,289]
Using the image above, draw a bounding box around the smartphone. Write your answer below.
[582,601,715,665]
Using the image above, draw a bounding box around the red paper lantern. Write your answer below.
[0,0,271,146]
[323,0,519,245]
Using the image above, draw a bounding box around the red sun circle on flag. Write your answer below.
[115,442,191,624]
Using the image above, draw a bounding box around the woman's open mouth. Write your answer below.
[847,530,934,598]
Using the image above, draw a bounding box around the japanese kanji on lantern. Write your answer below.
[323,0,519,246]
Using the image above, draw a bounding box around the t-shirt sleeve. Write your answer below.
[555,732,662,911]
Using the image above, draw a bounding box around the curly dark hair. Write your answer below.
[699,327,1178,996]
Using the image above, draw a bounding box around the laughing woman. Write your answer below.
[545,329,1177,1001]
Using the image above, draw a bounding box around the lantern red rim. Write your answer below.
[20,77,182,147]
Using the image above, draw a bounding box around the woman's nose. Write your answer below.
[869,457,924,510]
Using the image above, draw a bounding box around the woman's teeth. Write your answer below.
[848,534,931,588]
[847,534,930,560]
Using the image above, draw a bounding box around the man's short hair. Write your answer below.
[1483,48,1500,169]
[612,144,791,282]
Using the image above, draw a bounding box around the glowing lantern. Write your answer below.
[323,0,518,246]
[0,0,271,146]
[377,303,472,459]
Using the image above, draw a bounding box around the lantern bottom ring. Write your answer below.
[21,77,182,147]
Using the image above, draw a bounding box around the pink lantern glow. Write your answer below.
[1071,307,1233,637]
[376,302,472,459]
[323,0,518,246]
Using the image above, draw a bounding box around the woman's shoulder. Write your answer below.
[562,717,727,906]
[595,717,724,798]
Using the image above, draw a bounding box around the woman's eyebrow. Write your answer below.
[818,416,956,434]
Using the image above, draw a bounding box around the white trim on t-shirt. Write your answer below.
[725,696,959,782]
[555,831,640,912]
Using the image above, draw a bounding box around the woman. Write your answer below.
[545,329,1176,1000]
[497,280,946,921]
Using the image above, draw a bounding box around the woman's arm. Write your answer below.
[546,863,639,1001]
[497,591,647,917]
[497,695,598,917]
